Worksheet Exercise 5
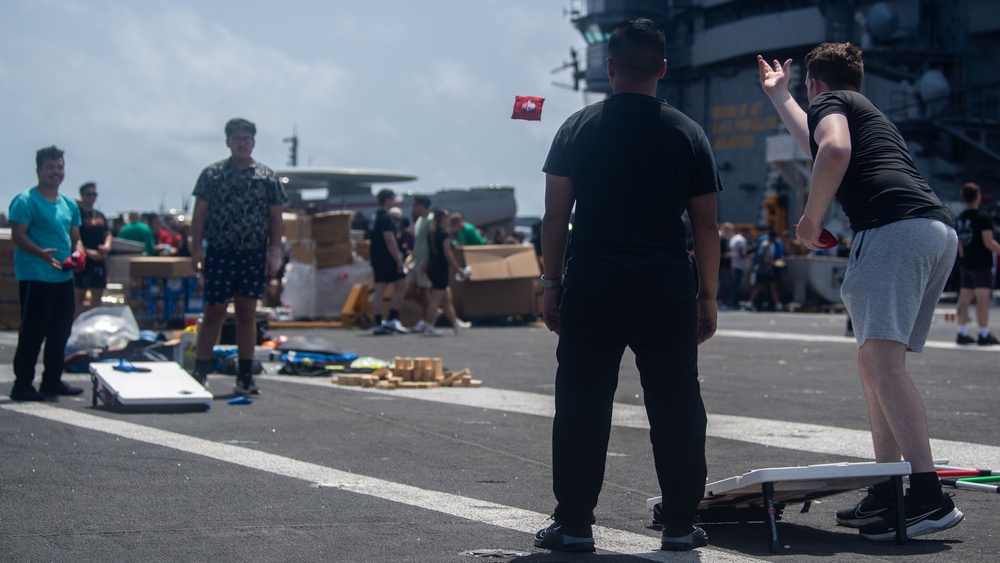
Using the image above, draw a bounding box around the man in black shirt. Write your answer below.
[74,182,112,317]
[369,188,408,335]
[536,18,720,553]
[954,182,1000,345]
[759,43,962,541]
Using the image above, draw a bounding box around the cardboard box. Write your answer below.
[316,242,353,268]
[311,211,353,243]
[283,213,312,242]
[129,257,197,279]
[451,245,540,318]
[289,241,353,268]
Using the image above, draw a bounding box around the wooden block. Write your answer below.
[372,367,390,378]
[432,357,443,378]
[374,380,397,390]
[467,379,483,388]
[441,371,462,386]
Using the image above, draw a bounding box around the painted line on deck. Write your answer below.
[0,402,758,562]
[264,375,1000,470]
[714,329,1000,351]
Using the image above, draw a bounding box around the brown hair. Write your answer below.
[961,182,981,203]
[804,42,863,91]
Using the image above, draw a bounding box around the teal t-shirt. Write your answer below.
[8,187,80,283]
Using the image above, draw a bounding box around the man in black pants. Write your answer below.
[536,18,721,553]
[7,146,85,401]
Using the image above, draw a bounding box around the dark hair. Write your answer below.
[607,18,665,81]
[376,188,396,206]
[225,118,256,139]
[36,145,64,169]
[413,194,432,208]
[961,182,981,203]
[804,42,864,91]
[79,182,97,195]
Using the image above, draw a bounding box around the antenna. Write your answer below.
[551,47,584,91]
[283,127,299,167]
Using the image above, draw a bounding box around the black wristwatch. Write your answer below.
[540,275,564,289]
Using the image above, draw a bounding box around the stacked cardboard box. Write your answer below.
[286,211,354,268]
[127,257,203,327]
[0,234,20,330]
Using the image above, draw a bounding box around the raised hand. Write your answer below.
[758,55,793,97]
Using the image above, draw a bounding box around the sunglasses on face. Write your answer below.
[83,192,97,197]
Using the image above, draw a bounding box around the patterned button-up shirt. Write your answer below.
[193,158,288,252]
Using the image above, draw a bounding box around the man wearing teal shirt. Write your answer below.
[7,146,85,401]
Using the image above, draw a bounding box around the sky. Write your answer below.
[0,0,593,218]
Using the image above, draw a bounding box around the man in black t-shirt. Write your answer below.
[759,43,962,541]
[955,182,1000,345]
[369,188,408,335]
[536,18,720,553]
[74,182,112,317]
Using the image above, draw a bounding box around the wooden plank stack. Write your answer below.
[330,356,482,390]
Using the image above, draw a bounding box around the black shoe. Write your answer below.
[859,491,963,541]
[661,526,708,551]
[533,521,595,552]
[234,375,260,396]
[190,371,209,388]
[835,488,894,528]
[40,382,84,397]
[956,334,976,345]
[978,332,999,346]
[10,385,47,402]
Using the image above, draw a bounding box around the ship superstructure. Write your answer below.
[564,0,1000,231]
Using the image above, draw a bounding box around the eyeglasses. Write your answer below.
[83,192,97,197]
[229,135,254,144]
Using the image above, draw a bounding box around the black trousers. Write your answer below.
[551,290,707,533]
[13,279,75,391]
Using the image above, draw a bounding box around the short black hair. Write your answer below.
[225,118,256,139]
[79,182,96,195]
[607,18,666,81]
[804,42,864,91]
[413,195,432,209]
[376,188,396,206]
[36,145,64,169]
[961,182,981,203]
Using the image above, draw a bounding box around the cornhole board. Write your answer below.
[646,461,911,551]
[90,361,213,412]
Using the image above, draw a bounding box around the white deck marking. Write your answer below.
[264,375,1000,469]
[1,402,759,562]
[715,329,1000,351]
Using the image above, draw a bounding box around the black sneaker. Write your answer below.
[9,385,47,402]
[190,370,209,388]
[978,332,999,346]
[859,491,963,541]
[233,375,260,396]
[40,382,84,398]
[835,488,894,527]
[533,521,595,552]
[662,526,708,551]
[956,334,976,345]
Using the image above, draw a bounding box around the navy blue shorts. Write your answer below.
[203,248,267,305]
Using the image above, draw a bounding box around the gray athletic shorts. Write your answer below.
[842,218,957,352]
[405,265,432,289]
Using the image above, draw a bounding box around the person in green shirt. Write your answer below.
[448,212,487,245]
[117,211,156,256]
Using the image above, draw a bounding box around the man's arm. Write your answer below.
[540,174,575,334]
[71,226,83,256]
[190,199,209,272]
[797,113,851,249]
[382,230,405,273]
[758,56,811,156]
[266,204,283,277]
[981,228,1000,255]
[688,193,719,344]
[10,222,62,268]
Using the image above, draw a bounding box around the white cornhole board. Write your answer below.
[646,461,912,550]
[90,361,213,411]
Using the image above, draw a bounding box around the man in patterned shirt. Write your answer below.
[189,118,288,395]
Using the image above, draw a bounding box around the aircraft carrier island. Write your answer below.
[563,0,1000,233]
